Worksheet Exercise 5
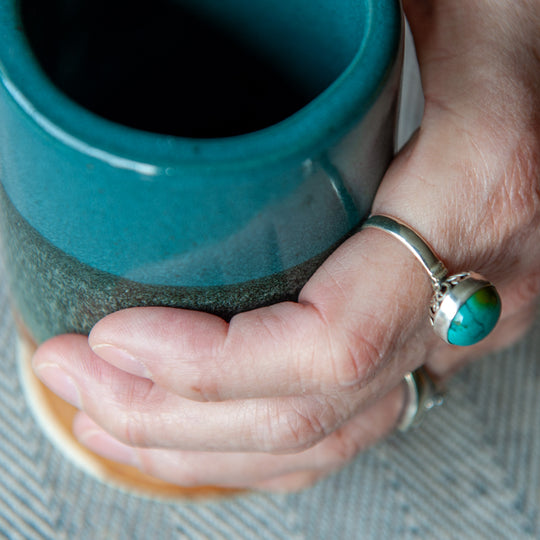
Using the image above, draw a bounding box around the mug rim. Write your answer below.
[0,0,403,174]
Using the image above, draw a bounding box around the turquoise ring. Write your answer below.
[362,215,502,346]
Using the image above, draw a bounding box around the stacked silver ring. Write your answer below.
[397,367,444,432]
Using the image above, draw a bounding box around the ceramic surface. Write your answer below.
[0,0,403,343]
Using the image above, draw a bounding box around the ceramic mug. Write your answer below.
[0,0,404,495]
[0,0,404,344]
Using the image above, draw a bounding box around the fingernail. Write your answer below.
[33,363,83,409]
[78,428,140,467]
[91,344,152,379]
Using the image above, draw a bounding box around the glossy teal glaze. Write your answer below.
[447,286,502,346]
[0,0,402,287]
[0,0,403,342]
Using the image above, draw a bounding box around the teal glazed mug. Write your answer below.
[0,0,404,346]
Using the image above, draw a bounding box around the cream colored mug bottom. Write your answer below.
[16,325,237,500]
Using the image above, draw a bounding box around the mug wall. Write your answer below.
[0,0,403,343]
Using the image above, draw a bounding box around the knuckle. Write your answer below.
[108,410,146,447]
[97,379,163,446]
[280,412,325,453]
[260,400,328,453]
[329,331,384,390]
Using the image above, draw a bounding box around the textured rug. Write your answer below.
[2,253,540,540]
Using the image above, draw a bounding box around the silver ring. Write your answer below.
[397,367,444,432]
[361,215,502,346]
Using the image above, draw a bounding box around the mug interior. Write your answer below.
[20,0,364,138]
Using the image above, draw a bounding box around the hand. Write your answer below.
[32,0,540,491]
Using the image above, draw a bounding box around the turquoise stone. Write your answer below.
[447,286,501,346]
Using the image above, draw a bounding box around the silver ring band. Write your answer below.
[362,215,447,284]
[397,367,444,432]
[361,215,502,347]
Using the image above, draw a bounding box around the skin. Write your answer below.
[32,0,540,491]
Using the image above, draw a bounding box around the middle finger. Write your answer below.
[33,334,395,453]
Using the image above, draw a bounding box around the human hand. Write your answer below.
[32,0,540,491]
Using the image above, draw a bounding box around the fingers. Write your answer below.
[71,385,404,489]
[56,0,539,412]
[86,229,432,403]
[31,298,535,479]
[32,333,406,453]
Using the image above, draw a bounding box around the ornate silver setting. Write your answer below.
[430,272,470,318]
[430,272,492,341]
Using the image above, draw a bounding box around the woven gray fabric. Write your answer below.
[1,258,540,539]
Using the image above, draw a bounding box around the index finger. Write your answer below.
[88,229,431,401]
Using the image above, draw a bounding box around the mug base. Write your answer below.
[16,327,239,500]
